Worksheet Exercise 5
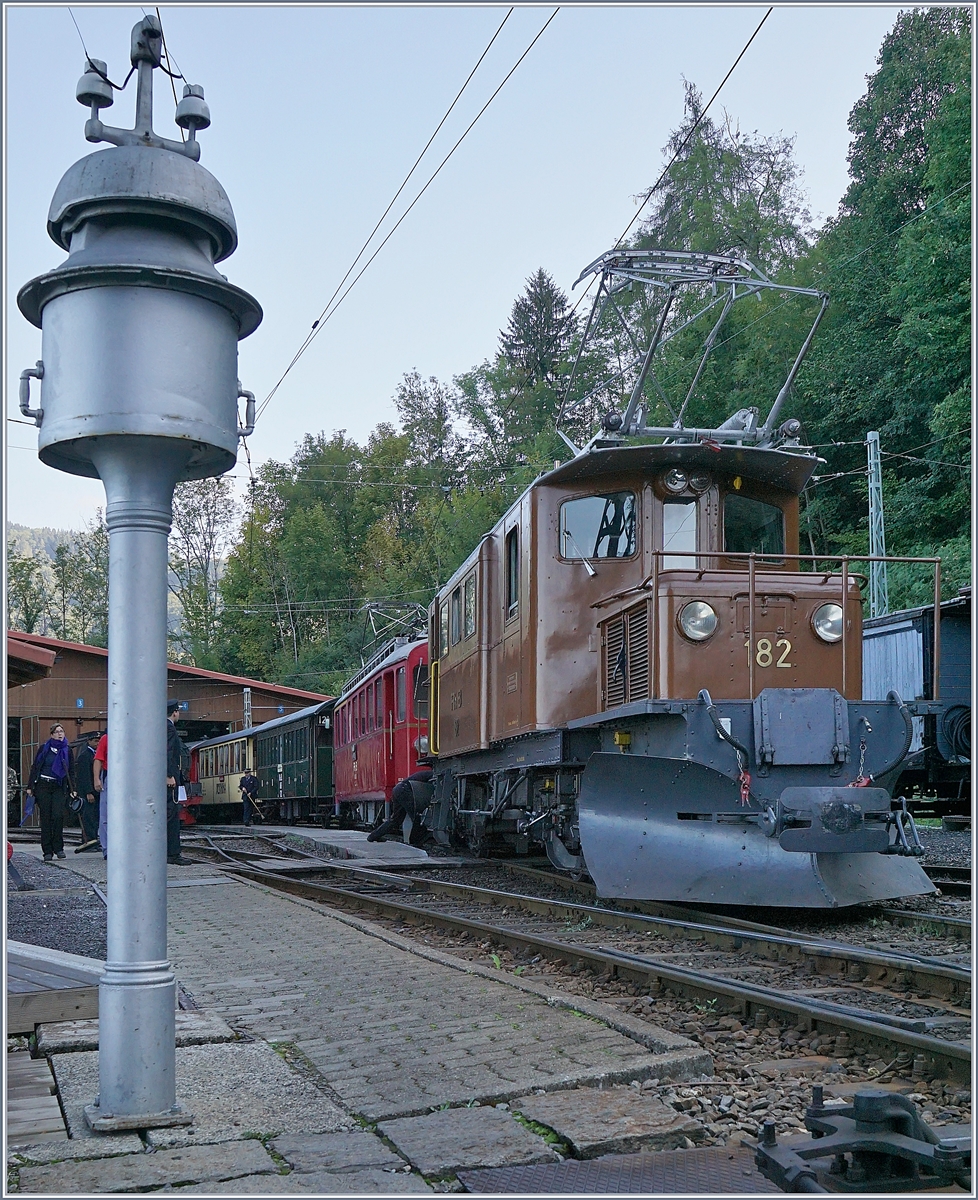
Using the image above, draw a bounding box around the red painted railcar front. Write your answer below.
[333,637,430,825]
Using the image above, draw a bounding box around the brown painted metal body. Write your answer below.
[431,442,861,757]
[424,440,937,906]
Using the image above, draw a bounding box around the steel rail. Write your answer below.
[922,865,971,899]
[316,866,968,1000]
[183,844,969,991]
[505,863,972,944]
[206,859,971,1082]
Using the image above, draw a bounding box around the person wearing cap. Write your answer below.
[166,701,190,865]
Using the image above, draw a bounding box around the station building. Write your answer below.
[6,631,329,793]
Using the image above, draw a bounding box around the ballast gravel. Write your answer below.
[6,853,106,960]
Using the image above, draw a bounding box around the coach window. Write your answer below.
[560,491,637,560]
[662,500,698,568]
[358,691,365,737]
[396,666,407,722]
[376,679,384,729]
[439,603,450,658]
[506,527,519,616]
[367,683,374,731]
[450,586,462,645]
[724,494,784,558]
[464,574,476,638]
[413,663,430,720]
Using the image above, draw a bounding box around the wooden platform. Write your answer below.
[7,1051,68,1145]
[7,941,102,1035]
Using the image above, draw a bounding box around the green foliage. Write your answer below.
[168,477,238,666]
[635,83,812,272]
[6,541,48,635]
[795,7,971,603]
[6,513,109,645]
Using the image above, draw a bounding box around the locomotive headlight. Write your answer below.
[812,603,844,643]
[678,601,718,641]
[663,468,688,493]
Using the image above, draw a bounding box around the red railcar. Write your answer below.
[333,637,429,826]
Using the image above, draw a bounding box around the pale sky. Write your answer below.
[5,3,906,531]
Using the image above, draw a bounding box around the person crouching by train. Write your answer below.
[367,764,435,846]
[25,724,77,862]
[73,731,101,852]
[166,700,190,865]
[239,768,260,826]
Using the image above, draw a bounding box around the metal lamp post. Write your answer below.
[17,16,261,1129]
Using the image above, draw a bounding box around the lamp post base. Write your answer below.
[84,1102,193,1132]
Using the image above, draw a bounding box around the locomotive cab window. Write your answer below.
[560,491,636,560]
[662,500,697,568]
[724,495,784,558]
[505,528,519,616]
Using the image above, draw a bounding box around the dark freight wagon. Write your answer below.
[863,588,971,815]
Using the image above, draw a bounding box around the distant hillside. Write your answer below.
[7,523,75,560]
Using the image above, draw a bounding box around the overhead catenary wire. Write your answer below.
[255,6,542,425]
[269,8,513,387]
[614,7,773,251]
[568,6,773,321]
[155,8,186,142]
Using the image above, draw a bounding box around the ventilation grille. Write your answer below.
[605,613,626,708]
[604,601,650,708]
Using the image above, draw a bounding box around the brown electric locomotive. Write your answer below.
[423,250,935,908]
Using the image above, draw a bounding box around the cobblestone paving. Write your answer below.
[165,881,667,1120]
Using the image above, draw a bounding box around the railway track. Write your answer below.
[502,863,973,944]
[184,839,971,1083]
[923,863,971,899]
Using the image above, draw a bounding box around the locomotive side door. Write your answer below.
[501,523,522,733]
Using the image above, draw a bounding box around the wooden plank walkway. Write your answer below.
[7,941,102,1035]
[7,1052,68,1145]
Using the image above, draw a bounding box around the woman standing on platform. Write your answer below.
[25,724,76,862]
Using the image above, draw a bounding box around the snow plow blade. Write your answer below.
[577,753,935,908]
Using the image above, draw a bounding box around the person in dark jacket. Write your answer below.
[166,701,189,865]
[238,769,260,826]
[73,732,101,850]
[26,724,76,861]
[367,766,434,845]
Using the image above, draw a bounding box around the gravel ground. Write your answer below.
[6,853,106,960]
[915,827,972,866]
